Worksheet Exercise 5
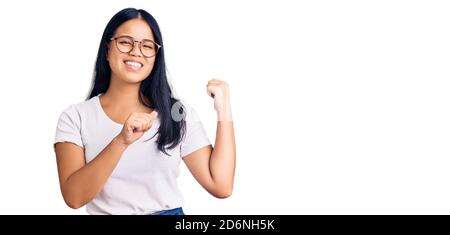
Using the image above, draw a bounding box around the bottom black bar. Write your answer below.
[0,215,447,233]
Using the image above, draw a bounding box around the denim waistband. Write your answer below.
[150,207,184,215]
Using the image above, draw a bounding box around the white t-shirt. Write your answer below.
[54,95,210,215]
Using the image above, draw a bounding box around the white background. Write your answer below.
[0,0,449,214]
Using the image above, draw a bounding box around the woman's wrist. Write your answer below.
[217,103,233,121]
[112,135,130,148]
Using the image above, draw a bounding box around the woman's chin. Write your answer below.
[121,75,147,83]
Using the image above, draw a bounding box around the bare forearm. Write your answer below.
[210,107,236,195]
[62,137,127,208]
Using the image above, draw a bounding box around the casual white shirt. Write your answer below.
[54,95,210,214]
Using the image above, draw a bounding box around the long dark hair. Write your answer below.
[88,8,185,155]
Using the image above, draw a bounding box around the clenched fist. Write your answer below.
[115,111,158,145]
[206,79,232,121]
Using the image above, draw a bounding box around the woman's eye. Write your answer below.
[120,41,131,45]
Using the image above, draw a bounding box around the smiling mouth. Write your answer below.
[124,60,143,69]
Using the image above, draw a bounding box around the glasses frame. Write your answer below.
[110,35,161,58]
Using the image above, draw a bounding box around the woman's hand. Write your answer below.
[206,79,233,121]
[115,111,158,145]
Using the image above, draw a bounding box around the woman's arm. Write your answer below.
[183,79,236,198]
[55,111,157,209]
[55,137,128,209]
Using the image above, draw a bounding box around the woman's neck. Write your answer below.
[101,76,142,109]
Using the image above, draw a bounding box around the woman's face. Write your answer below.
[107,18,156,84]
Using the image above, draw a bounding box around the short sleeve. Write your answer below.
[54,104,84,148]
[180,107,211,158]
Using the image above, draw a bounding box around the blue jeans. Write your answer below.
[151,207,184,215]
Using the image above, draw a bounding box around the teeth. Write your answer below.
[124,61,143,68]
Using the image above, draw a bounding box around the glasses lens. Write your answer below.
[116,37,133,53]
[141,40,158,57]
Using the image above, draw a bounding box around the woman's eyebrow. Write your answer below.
[117,34,153,41]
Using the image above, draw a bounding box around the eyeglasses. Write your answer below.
[110,35,161,58]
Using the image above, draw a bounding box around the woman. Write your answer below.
[54,8,235,215]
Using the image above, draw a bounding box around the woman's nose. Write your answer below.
[129,41,142,57]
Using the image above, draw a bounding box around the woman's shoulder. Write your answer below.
[175,100,202,122]
[59,95,99,118]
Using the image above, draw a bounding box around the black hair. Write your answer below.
[88,8,185,155]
